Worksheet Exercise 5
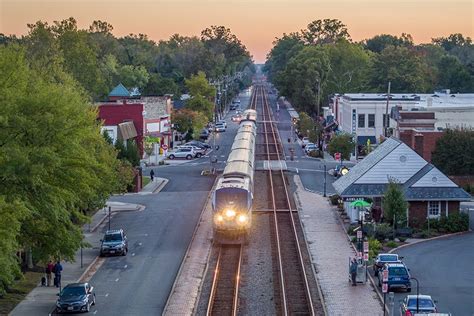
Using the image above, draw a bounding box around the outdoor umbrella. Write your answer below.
[350,200,371,208]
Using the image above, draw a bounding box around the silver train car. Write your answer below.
[212,116,257,244]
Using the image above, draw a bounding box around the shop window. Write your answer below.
[368,114,375,128]
[428,201,441,218]
[358,114,365,128]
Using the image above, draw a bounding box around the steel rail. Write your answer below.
[261,85,315,315]
[206,246,243,316]
[258,85,289,316]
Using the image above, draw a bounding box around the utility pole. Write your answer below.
[316,79,321,117]
[384,81,391,137]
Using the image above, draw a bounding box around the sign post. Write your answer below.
[382,269,389,316]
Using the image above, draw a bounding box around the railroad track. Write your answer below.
[257,84,316,315]
[206,245,243,316]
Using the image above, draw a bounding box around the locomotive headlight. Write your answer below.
[225,209,236,218]
[238,214,248,223]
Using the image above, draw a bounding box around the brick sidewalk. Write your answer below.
[293,175,383,315]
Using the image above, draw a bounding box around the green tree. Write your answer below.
[0,46,121,292]
[364,33,413,53]
[117,64,150,90]
[301,19,351,45]
[436,55,473,92]
[327,134,355,160]
[172,109,208,139]
[264,33,304,83]
[432,33,472,52]
[297,112,314,137]
[143,72,180,96]
[432,129,474,176]
[382,180,408,228]
[185,71,215,98]
[369,45,432,92]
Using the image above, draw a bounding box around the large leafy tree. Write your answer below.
[0,46,120,292]
[301,19,351,45]
[368,45,431,92]
[364,33,413,53]
[432,129,474,176]
[264,33,304,83]
[436,55,473,92]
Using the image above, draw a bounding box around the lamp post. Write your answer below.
[323,164,327,197]
[108,206,111,231]
[410,277,420,313]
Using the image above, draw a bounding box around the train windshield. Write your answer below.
[215,188,249,211]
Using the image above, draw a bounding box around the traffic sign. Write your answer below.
[357,230,362,239]
[161,144,168,150]
[334,152,341,160]
[363,253,369,261]
[382,283,388,293]
[357,252,362,260]
[363,241,369,253]
[382,270,389,282]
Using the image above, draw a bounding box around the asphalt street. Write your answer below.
[370,232,474,315]
[75,92,250,315]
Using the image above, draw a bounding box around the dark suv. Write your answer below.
[378,263,411,292]
[100,229,128,256]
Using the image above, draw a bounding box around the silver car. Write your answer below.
[167,147,195,160]
[178,145,206,158]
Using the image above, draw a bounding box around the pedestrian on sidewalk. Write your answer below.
[53,260,63,288]
[150,169,155,182]
[46,260,54,286]
[350,257,358,286]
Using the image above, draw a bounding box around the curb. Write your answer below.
[153,179,169,194]
[77,256,100,282]
[90,204,145,233]
[388,230,472,254]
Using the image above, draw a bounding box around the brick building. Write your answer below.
[98,101,145,156]
[333,138,471,227]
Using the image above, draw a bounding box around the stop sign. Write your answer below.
[335,152,341,160]
[161,144,168,150]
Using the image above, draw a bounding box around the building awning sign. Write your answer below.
[118,121,138,140]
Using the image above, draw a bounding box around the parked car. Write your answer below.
[55,283,96,313]
[230,104,237,110]
[373,253,402,276]
[167,147,195,160]
[200,128,209,140]
[301,137,310,148]
[186,140,211,149]
[178,145,206,158]
[378,263,411,292]
[400,294,438,315]
[100,229,128,256]
[214,123,226,132]
[305,143,317,154]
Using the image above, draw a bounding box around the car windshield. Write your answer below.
[104,233,122,242]
[380,255,398,262]
[408,298,434,308]
[61,286,85,297]
[389,267,408,275]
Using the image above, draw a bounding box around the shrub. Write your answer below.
[374,223,394,242]
[351,236,357,243]
[347,224,359,236]
[308,150,323,158]
[369,238,382,259]
[385,241,398,248]
[398,237,407,242]
[424,213,469,233]
[329,194,340,205]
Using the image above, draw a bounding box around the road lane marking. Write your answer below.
[296,168,299,174]
[124,265,128,269]
[132,253,135,256]
[115,278,119,282]
[138,242,142,246]
[93,311,98,314]
[105,293,109,297]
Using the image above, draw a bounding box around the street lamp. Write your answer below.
[410,277,420,313]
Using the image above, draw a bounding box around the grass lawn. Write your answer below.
[142,176,151,188]
[0,271,43,315]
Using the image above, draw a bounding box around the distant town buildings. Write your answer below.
[326,89,474,143]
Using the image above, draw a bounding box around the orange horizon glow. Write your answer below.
[1,0,473,63]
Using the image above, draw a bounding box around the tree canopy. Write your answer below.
[432,129,474,176]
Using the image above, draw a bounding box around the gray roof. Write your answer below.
[334,137,471,201]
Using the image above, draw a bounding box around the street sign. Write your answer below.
[382,283,388,293]
[363,241,369,253]
[334,152,341,160]
[357,252,362,259]
[363,253,369,261]
[357,230,362,239]
[161,144,168,150]
[382,269,389,282]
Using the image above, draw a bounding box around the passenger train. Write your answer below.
[212,109,257,244]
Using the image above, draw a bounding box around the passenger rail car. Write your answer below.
[212,118,257,244]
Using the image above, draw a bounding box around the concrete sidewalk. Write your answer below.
[293,175,383,315]
[10,202,145,316]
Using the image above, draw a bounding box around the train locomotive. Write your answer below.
[212,109,257,244]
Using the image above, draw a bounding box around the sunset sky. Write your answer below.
[1,0,473,63]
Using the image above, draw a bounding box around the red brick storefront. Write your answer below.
[408,201,460,227]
